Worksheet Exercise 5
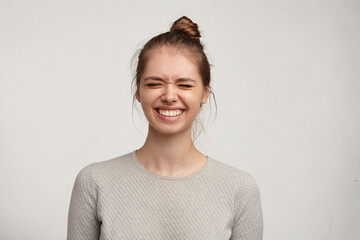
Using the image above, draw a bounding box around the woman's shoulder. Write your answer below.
[75,151,135,182]
[209,156,251,178]
[92,151,134,171]
[207,156,259,191]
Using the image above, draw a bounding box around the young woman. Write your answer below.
[67,16,263,240]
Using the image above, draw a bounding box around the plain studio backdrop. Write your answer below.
[1,0,359,239]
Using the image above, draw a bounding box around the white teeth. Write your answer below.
[158,109,183,117]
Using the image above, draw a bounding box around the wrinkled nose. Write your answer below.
[161,84,178,103]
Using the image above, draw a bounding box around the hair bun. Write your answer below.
[170,16,201,39]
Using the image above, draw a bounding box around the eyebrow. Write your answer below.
[143,76,196,83]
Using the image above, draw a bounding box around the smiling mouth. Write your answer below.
[156,109,184,117]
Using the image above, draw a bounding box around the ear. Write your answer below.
[135,86,140,102]
[201,86,210,104]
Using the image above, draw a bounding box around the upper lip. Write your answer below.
[155,106,185,110]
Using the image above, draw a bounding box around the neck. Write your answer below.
[135,125,206,177]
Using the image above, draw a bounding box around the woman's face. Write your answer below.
[136,47,209,136]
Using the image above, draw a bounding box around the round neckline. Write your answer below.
[131,150,211,181]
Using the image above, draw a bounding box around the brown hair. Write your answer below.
[131,16,217,141]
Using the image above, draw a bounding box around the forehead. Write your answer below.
[142,47,201,81]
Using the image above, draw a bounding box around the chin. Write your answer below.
[150,124,190,136]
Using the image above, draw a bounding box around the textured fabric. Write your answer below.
[67,151,263,240]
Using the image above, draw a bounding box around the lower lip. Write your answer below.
[154,109,184,122]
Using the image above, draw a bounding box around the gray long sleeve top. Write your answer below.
[67,151,263,240]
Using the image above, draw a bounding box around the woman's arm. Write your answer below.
[67,164,100,240]
[230,175,263,240]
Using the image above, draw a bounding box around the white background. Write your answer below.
[1,0,359,239]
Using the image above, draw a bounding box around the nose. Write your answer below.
[161,83,178,103]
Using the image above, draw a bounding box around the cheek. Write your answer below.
[181,93,203,111]
[139,89,158,106]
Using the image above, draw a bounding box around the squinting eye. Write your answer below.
[179,85,192,88]
[146,83,162,87]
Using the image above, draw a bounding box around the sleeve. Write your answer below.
[230,175,263,240]
[67,164,101,240]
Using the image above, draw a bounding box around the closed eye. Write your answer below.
[146,83,162,87]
